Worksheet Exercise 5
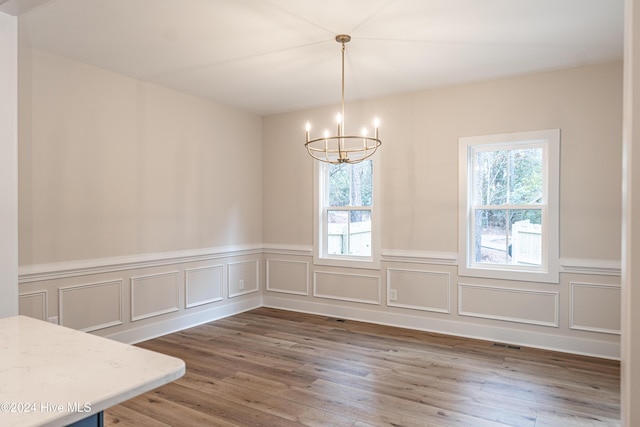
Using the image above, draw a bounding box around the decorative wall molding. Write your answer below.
[559,258,621,276]
[570,282,622,335]
[458,283,559,328]
[381,249,458,265]
[387,268,450,314]
[16,246,622,362]
[131,271,180,322]
[266,259,309,296]
[262,246,460,265]
[18,290,48,321]
[313,271,381,305]
[185,264,224,309]
[18,244,263,283]
[59,280,123,332]
[228,259,260,298]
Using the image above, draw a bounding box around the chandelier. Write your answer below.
[304,35,382,164]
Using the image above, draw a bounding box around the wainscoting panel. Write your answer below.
[266,259,309,296]
[313,271,381,305]
[185,265,224,308]
[228,259,260,298]
[59,280,122,332]
[19,291,48,321]
[16,244,622,359]
[387,268,450,313]
[131,271,180,322]
[570,282,621,334]
[458,283,559,327]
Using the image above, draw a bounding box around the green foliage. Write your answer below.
[475,147,542,226]
[328,160,372,208]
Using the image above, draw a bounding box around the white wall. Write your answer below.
[19,48,263,265]
[262,62,623,359]
[0,11,18,318]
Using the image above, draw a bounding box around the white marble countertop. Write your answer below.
[0,315,185,427]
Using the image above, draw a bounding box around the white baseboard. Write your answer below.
[262,295,620,360]
[102,296,262,344]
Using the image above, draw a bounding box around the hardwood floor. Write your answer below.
[104,308,620,427]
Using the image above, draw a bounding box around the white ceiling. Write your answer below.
[9,0,625,116]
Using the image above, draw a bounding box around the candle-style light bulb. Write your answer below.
[374,117,380,139]
[362,128,368,136]
[305,122,311,142]
[323,129,329,153]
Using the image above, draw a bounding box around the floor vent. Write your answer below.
[327,318,347,323]
[493,342,521,350]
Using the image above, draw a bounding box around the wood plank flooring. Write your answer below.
[104,308,620,427]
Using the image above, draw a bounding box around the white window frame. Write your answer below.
[313,158,381,270]
[458,129,560,283]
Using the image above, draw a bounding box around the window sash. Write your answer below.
[314,159,380,269]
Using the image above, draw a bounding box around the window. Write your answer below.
[314,159,380,268]
[459,129,560,283]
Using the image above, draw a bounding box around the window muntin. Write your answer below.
[459,129,559,283]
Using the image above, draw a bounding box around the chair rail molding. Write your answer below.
[381,249,458,265]
[559,258,621,276]
[18,244,263,283]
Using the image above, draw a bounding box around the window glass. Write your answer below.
[327,210,371,256]
[471,146,543,267]
[328,161,372,207]
[473,148,542,206]
[474,208,542,266]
